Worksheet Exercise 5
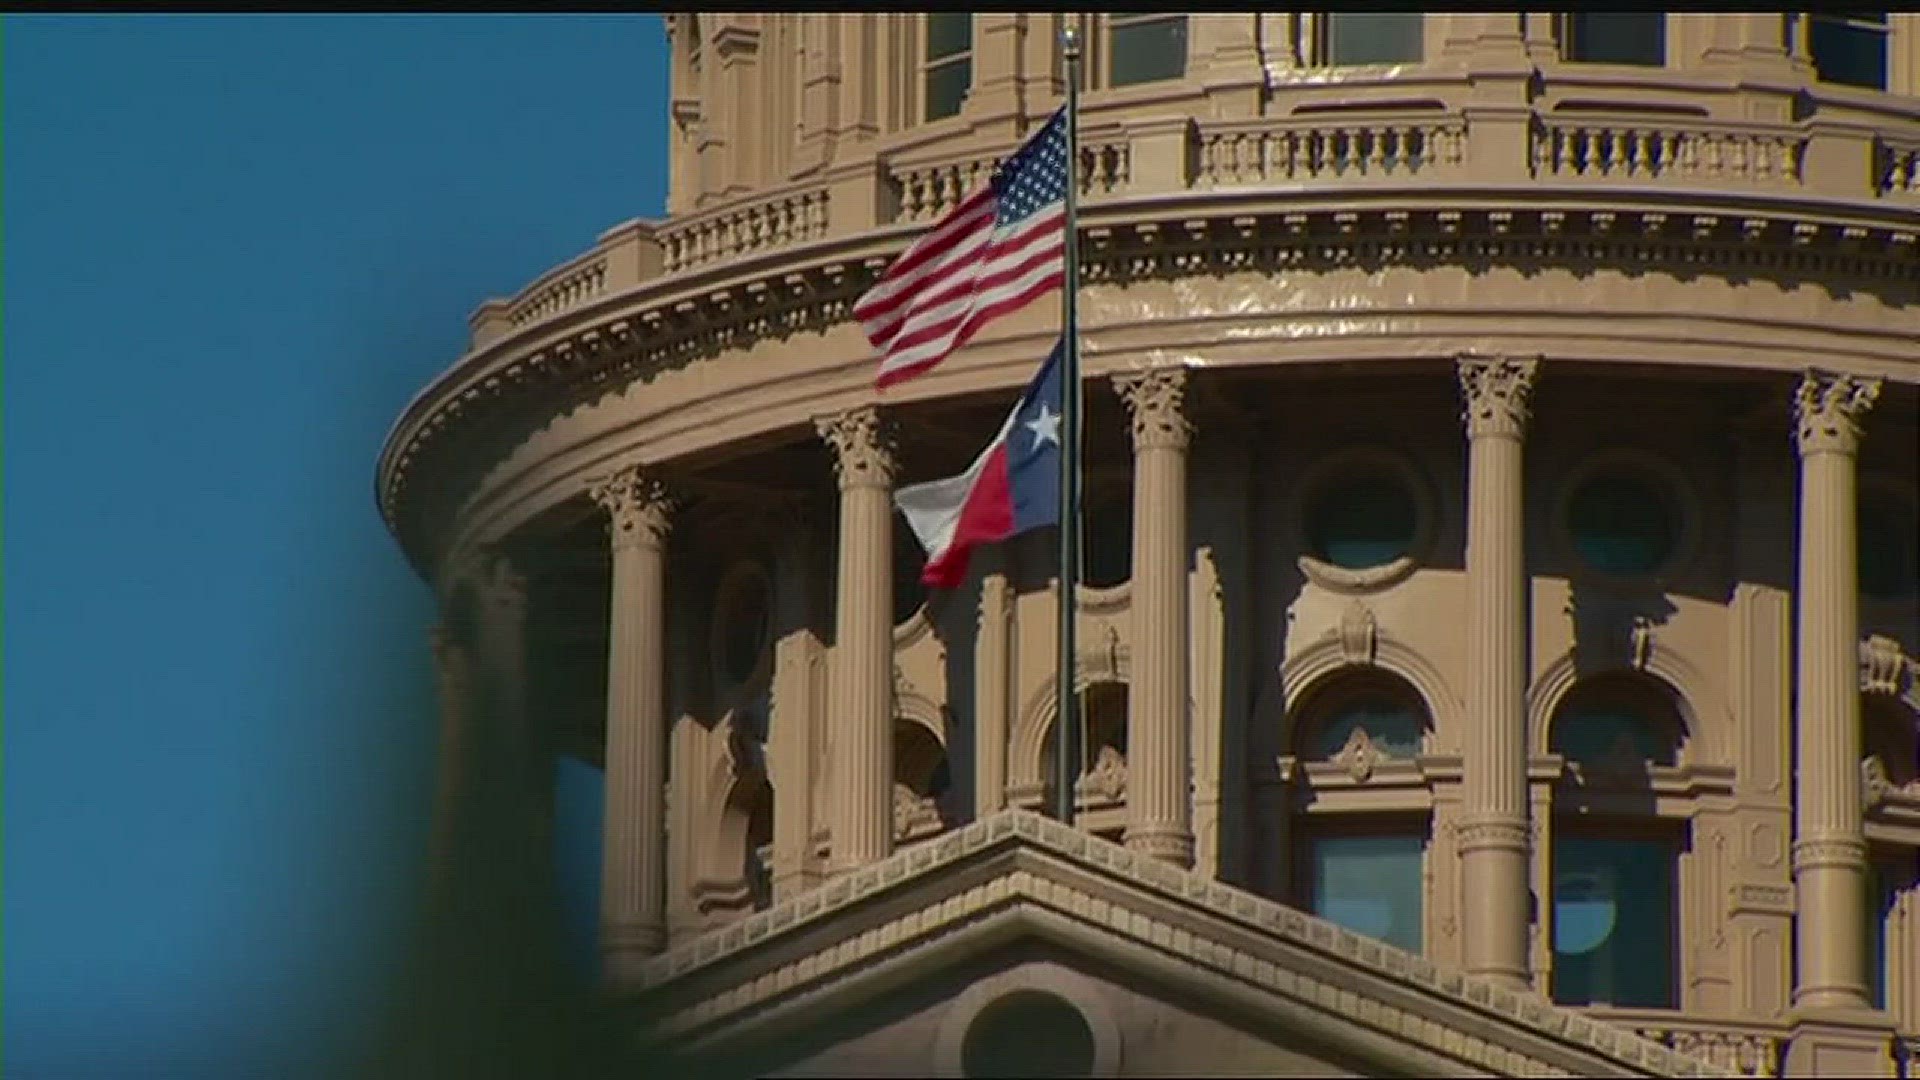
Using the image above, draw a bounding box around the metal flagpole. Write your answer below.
[1052,25,1083,826]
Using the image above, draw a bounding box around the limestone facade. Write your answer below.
[387,13,1920,1077]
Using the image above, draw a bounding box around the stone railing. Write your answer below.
[1531,117,1806,190]
[1581,1008,1786,1077]
[657,183,831,275]
[1881,136,1920,199]
[1196,113,1468,188]
[482,103,1917,340]
[506,249,610,329]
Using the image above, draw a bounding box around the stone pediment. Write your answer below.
[625,810,1729,1078]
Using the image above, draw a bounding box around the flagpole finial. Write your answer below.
[1061,25,1081,61]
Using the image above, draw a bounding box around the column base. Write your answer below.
[1123,825,1195,867]
[1781,1005,1898,1078]
[603,917,665,955]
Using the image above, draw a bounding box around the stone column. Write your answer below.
[427,623,473,904]
[1456,355,1538,990]
[1114,368,1195,867]
[1790,369,1881,1011]
[589,467,675,977]
[472,553,531,797]
[817,406,897,873]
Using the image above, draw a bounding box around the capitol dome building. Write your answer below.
[378,13,1920,1077]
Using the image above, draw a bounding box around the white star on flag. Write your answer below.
[1025,404,1062,449]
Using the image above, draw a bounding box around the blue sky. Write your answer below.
[4,15,664,1074]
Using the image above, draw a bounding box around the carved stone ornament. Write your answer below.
[1862,755,1895,810]
[815,406,897,489]
[1456,355,1540,440]
[1629,615,1656,671]
[1334,725,1382,782]
[1792,368,1880,457]
[1859,634,1913,697]
[589,465,676,551]
[1075,744,1129,801]
[1337,600,1378,667]
[1111,366,1191,452]
[892,781,941,840]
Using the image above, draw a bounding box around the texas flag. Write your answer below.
[895,341,1064,589]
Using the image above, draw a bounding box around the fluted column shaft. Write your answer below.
[1790,369,1881,1011]
[590,467,675,974]
[1115,369,1195,867]
[1456,356,1538,990]
[818,407,897,873]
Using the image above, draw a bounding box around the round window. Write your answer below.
[1305,461,1419,570]
[961,990,1096,1079]
[1566,467,1676,574]
[1859,499,1918,601]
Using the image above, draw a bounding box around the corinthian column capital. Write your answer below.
[589,465,677,552]
[1112,366,1192,452]
[1793,369,1880,457]
[1457,355,1540,440]
[816,406,897,489]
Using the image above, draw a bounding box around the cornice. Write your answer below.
[626,809,1729,1078]
[376,187,1920,575]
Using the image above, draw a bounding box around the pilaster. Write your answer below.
[769,505,826,900]
[974,574,1013,817]
[1456,354,1539,990]
[1113,366,1195,867]
[817,406,898,874]
[589,466,676,979]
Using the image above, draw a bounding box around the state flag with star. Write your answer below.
[894,339,1066,588]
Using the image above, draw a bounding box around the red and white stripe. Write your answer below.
[855,193,1065,390]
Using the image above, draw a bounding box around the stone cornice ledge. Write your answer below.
[624,809,1730,1078]
[376,187,1920,568]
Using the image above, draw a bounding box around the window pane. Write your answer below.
[1552,837,1676,1007]
[1567,468,1676,574]
[1551,704,1669,765]
[1810,16,1888,90]
[925,56,970,122]
[1565,13,1666,66]
[1312,695,1424,759]
[1325,13,1423,66]
[926,13,972,61]
[1310,835,1424,952]
[1306,461,1419,570]
[1111,16,1188,87]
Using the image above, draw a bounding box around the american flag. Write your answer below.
[857,108,1069,390]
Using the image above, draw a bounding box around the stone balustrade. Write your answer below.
[1582,1008,1792,1078]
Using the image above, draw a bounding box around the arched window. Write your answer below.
[924,14,974,122]
[1546,676,1687,1009]
[1286,674,1433,954]
[895,718,950,843]
[1037,681,1130,839]
[961,990,1096,1078]
[1561,13,1666,66]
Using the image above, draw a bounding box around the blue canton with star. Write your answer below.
[1006,338,1065,533]
[990,108,1070,229]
